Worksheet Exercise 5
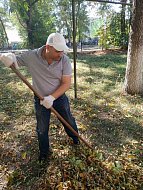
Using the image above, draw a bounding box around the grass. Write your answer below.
[0,50,143,190]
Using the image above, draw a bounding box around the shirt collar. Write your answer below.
[37,45,45,58]
[37,45,63,64]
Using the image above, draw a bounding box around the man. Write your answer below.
[0,33,79,163]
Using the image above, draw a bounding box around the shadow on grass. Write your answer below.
[1,53,143,190]
[72,97,143,148]
[75,52,127,93]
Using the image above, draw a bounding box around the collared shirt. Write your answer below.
[16,46,72,96]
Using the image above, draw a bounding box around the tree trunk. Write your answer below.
[120,0,127,49]
[26,6,34,49]
[25,0,35,49]
[124,0,143,95]
[0,17,9,47]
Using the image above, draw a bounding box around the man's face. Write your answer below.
[46,45,63,61]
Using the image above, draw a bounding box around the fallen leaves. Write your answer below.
[1,52,143,190]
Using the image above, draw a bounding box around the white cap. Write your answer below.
[46,33,69,51]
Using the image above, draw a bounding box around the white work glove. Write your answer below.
[0,53,19,69]
[40,95,55,109]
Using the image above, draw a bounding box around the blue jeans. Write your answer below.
[34,94,79,156]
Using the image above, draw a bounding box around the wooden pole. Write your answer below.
[72,0,77,99]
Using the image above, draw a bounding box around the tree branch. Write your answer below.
[86,0,132,5]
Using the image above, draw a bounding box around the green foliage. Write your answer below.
[7,0,90,48]
[90,18,103,38]
[53,0,90,43]
[9,0,56,48]
[96,3,130,49]
[109,13,129,48]
[76,2,90,41]
[97,12,129,49]
[0,21,6,48]
[27,1,56,47]
[0,0,9,48]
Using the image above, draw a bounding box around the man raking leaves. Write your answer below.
[0,33,92,163]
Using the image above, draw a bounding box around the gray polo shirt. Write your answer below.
[16,46,72,96]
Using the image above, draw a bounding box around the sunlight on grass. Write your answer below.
[1,52,143,189]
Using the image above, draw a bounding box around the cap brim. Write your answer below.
[53,44,69,52]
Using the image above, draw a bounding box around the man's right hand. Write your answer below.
[0,53,19,69]
[40,95,55,109]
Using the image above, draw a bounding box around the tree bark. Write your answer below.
[0,17,9,47]
[124,0,143,95]
[120,0,127,49]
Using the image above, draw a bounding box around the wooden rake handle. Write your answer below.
[10,64,93,150]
